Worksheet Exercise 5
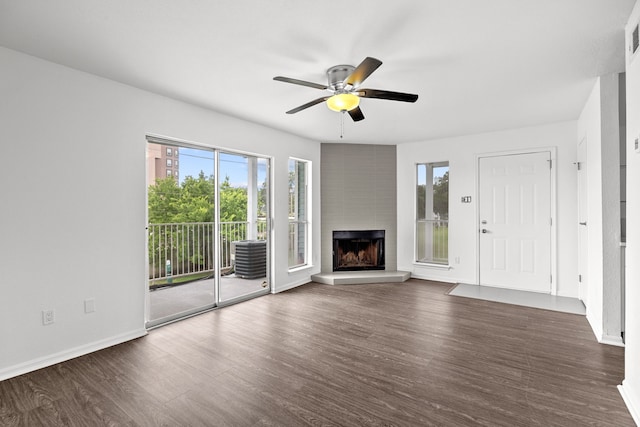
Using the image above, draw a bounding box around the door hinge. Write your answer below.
[550,217,552,226]
[548,159,552,169]
[550,275,553,284]
[578,274,582,283]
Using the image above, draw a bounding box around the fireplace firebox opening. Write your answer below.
[333,230,385,271]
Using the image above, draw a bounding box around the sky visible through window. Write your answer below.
[178,148,265,188]
[417,165,448,186]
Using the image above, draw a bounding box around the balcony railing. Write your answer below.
[148,221,266,286]
[416,219,449,264]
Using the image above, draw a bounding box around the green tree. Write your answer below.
[416,170,448,220]
[433,171,449,219]
[148,172,255,279]
[173,172,215,223]
[147,177,181,223]
[148,172,215,223]
[148,173,216,277]
[219,176,247,222]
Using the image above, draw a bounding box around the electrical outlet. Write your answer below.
[42,309,55,325]
[84,298,95,313]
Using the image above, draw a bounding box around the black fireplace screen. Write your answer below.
[333,230,385,271]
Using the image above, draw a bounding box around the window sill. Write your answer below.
[413,262,451,270]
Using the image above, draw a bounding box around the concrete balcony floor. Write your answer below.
[149,274,268,321]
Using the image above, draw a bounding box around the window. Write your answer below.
[166,147,172,156]
[166,159,172,167]
[288,158,310,268]
[166,169,173,177]
[175,159,179,167]
[416,162,449,264]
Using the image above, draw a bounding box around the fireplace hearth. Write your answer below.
[333,230,385,271]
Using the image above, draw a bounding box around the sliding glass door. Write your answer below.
[146,139,270,326]
[218,152,270,304]
[147,144,216,325]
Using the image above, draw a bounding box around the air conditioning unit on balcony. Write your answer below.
[230,241,236,266]
[233,240,266,279]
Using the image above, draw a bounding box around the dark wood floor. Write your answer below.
[0,280,633,426]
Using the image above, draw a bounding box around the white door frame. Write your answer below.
[475,147,558,295]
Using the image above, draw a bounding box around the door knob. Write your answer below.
[481,229,488,233]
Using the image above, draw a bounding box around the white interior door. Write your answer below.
[479,152,552,293]
[577,138,588,302]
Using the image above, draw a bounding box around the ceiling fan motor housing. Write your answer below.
[327,65,355,91]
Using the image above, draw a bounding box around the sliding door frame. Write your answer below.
[145,134,273,327]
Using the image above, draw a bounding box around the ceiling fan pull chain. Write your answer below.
[340,111,344,139]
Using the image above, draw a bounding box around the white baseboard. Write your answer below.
[273,278,311,293]
[586,311,625,347]
[600,334,625,347]
[619,382,640,425]
[0,328,147,382]
[409,272,458,284]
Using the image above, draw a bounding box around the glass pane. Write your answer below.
[416,164,426,220]
[219,152,269,303]
[433,166,449,220]
[147,144,215,324]
[288,221,307,267]
[416,162,449,264]
[288,159,308,268]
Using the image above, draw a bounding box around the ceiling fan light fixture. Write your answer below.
[326,93,359,112]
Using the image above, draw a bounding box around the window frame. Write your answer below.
[415,161,449,265]
[288,158,311,270]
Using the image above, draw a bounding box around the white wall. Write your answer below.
[577,74,625,345]
[397,121,578,297]
[620,2,640,423]
[578,80,604,330]
[0,47,321,380]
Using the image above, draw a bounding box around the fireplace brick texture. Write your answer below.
[321,144,397,273]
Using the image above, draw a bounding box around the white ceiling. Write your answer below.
[0,0,635,144]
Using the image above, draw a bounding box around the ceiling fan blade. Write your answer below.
[348,106,365,122]
[274,76,328,90]
[358,89,418,103]
[344,57,382,88]
[285,96,329,114]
